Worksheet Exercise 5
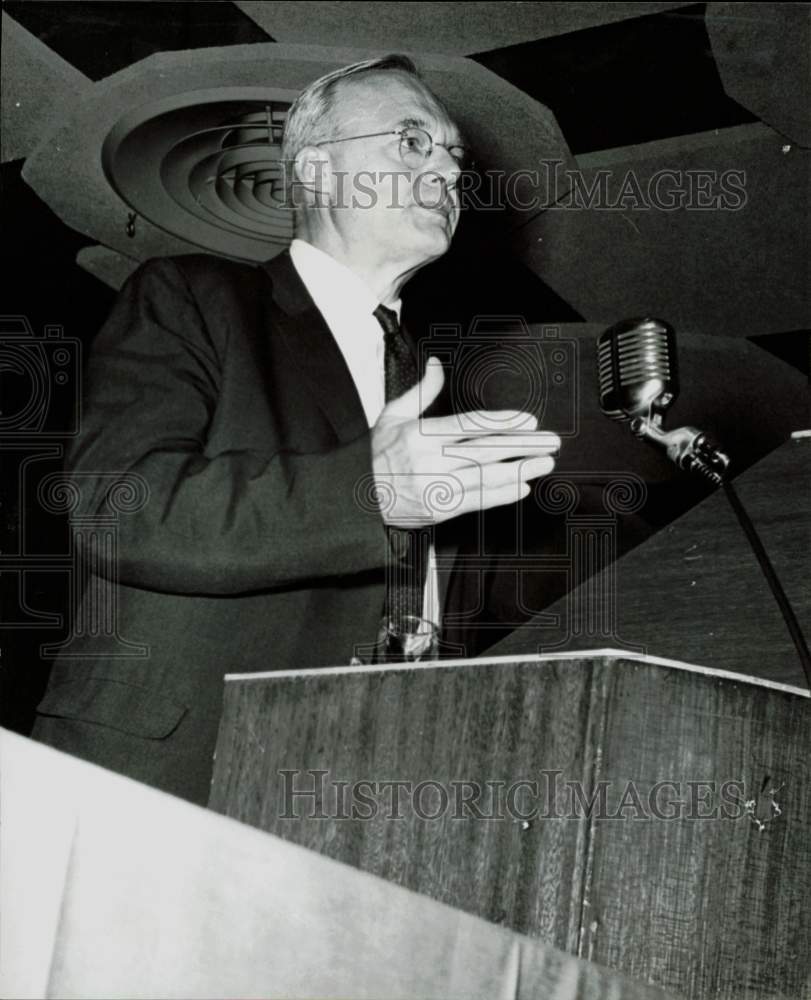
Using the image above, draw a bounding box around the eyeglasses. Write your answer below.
[315,126,472,171]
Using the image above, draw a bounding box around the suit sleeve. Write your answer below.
[68,257,389,595]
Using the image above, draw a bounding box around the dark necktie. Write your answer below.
[374,304,429,628]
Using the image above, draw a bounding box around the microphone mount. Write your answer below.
[628,412,729,485]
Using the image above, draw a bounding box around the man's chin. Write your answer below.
[413,210,455,248]
[415,229,453,262]
[381,216,455,269]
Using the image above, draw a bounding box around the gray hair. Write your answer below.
[280,54,420,168]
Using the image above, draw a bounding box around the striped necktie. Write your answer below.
[374,304,429,628]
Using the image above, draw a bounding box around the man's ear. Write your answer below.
[293,146,333,206]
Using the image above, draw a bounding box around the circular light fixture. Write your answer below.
[102,89,294,261]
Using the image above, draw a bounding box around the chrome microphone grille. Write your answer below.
[597,318,679,421]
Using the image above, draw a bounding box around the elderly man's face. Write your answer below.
[322,72,463,269]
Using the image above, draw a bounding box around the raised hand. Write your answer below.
[371,357,560,526]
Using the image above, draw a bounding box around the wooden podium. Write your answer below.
[210,440,811,999]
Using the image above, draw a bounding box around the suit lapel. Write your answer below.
[260,251,369,444]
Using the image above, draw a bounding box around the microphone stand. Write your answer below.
[598,316,809,687]
[632,413,811,689]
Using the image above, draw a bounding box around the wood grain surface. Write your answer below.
[210,654,811,999]
[490,439,811,688]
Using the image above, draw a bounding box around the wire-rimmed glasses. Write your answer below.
[315,125,472,171]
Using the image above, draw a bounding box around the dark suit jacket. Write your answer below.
[34,251,450,804]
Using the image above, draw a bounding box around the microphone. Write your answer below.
[597,317,729,484]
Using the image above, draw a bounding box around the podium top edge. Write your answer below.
[224,648,810,699]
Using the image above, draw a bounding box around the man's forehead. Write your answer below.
[333,72,460,142]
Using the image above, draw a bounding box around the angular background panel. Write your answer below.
[1,13,91,163]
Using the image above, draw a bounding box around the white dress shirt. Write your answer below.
[288,239,440,626]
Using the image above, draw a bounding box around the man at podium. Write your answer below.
[32,55,561,804]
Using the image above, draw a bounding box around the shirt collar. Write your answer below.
[289,239,402,327]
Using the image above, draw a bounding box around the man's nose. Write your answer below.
[413,168,456,211]
[414,150,460,206]
[428,144,462,187]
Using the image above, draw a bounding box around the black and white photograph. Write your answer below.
[1,2,809,997]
